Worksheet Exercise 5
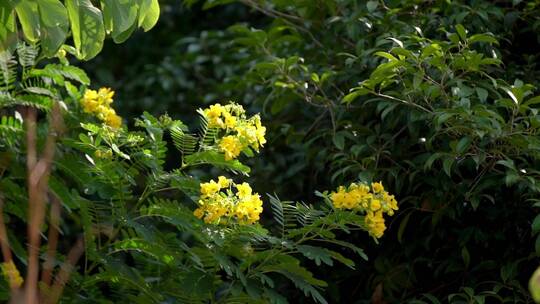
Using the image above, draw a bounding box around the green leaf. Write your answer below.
[374,51,398,62]
[443,157,454,177]
[297,245,333,266]
[456,137,471,154]
[342,88,370,103]
[461,246,470,268]
[0,2,17,52]
[424,152,443,171]
[468,33,499,45]
[184,150,250,173]
[37,0,69,56]
[101,0,138,43]
[397,211,411,243]
[529,266,540,302]
[536,235,540,256]
[455,24,467,41]
[65,0,105,60]
[15,0,40,43]
[333,132,345,150]
[138,0,159,31]
[366,1,378,12]
[532,214,540,235]
[476,87,488,102]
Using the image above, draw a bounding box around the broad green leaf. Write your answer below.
[374,51,398,62]
[456,137,471,154]
[455,24,467,41]
[443,157,453,176]
[0,2,17,51]
[366,1,378,12]
[397,211,411,243]
[533,214,540,234]
[536,235,540,256]
[468,33,499,45]
[476,87,488,102]
[530,266,540,302]
[101,0,139,42]
[138,0,159,31]
[342,88,370,103]
[66,0,105,60]
[461,246,470,268]
[37,0,69,56]
[15,0,40,43]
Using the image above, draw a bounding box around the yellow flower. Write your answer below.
[193,207,204,219]
[365,211,386,238]
[235,182,252,198]
[197,178,263,225]
[223,111,237,129]
[217,176,231,188]
[205,104,225,128]
[200,180,220,197]
[219,135,243,160]
[1,261,23,289]
[371,181,384,193]
[330,181,398,238]
[81,87,122,129]
[98,87,115,105]
[254,115,267,146]
[370,199,381,211]
[104,109,122,129]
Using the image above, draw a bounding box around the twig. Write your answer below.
[47,237,85,304]
[41,194,61,287]
[0,196,14,267]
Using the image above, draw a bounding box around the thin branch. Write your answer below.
[25,102,64,304]
[41,194,61,287]
[0,196,12,264]
[46,237,85,304]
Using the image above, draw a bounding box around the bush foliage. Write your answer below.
[2,0,540,303]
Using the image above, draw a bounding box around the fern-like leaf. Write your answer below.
[196,109,218,149]
[0,51,16,92]
[171,125,197,157]
[0,115,23,147]
[16,43,39,70]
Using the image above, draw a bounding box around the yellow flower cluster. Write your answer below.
[1,261,23,289]
[202,103,266,160]
[81,87,122,129]
[330,181,398,238]
[194,176,263,225]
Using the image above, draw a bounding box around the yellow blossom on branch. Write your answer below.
[329,181,398,238]
[200,102,266,160]
[81,87,122,129]
[194,176,263,225]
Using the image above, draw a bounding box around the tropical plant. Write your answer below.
[86,0,540,301]
[0,0,160,59]
[0,43,397,303]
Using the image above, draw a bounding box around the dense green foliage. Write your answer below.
[86,0,540,302]
[0,41,396,302]
[3,0,540,303]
